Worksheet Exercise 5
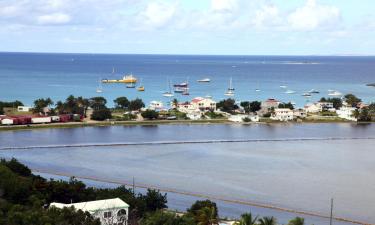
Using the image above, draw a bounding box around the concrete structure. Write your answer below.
[271,108,294,121]
[50,198,129,225]
[17,106,31,112]
[336,107,357,121]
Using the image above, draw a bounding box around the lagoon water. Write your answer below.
[0,53,374,107]
[1,124,375,225]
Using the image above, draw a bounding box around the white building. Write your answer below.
[148,101,164,111]
[228,114,259,122]
[293,108,307,118]
[305,103,320,113]
[50,198,129,225]
[17,106,31,112]
[336,107,357,121]
[271,108,294,121]
[316,102,334,111]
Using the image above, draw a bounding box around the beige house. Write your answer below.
[271,108,294,121]
[191,97,216,111]
[177,97,216,112]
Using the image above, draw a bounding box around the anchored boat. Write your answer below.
[102,74,137,84]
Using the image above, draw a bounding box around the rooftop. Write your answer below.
[50,198,129,213]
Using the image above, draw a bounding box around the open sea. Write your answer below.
[0,52,374,107]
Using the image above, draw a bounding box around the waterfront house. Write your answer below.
[191,97,217,111]
[293,108,307,118]
[148,101,164,111]
[261,98,280,109]
[259,98,280,115]
[316,102,335,112]
[336,106,357,121]
[304,103,321,113]
[17,106,31,112]
[177,97,216,113]
[271,108,294,121]
[50,198,129,225]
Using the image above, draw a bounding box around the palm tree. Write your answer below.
[172,98,179,109]
[235,212,258,225]
[197,206,218,225]
[288,217,304,225]
[258,216,277,225]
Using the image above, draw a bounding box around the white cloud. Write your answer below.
[37,13,71,25]
[252,4,281,29]
[287,0,341,31]
[136,2,177,29]
[210,0,239,13]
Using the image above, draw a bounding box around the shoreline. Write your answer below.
[0,118,373,132]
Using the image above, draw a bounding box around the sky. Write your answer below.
[0,0,374,55]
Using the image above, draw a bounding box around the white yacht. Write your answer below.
[225,77,235,96]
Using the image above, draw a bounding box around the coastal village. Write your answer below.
[0,91,374,127]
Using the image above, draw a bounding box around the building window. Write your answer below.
[104,211,112,218]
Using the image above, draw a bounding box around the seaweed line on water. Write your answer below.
[1,137,375,151]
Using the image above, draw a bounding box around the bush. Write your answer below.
[91,108,112,121]
[141,110,159,120]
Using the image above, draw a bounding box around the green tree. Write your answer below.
[33,98,53,114]
[278,102,294,110]
[141,110,159,120]
[258,216,277,225]
[250,101,261,113]
[141,210,195,225]
[90,108,112,121]
[114,97,130,109]
[288,217,305,225]
[188,200,218,224]
[240,101,251,113]
[172,98,179,109]
[129,98,145,111]
[90,97,107,110]
[196,206,218,225]
[143,189,168,212]
[235,212,258,225]
[343,94,361,107]
[217,99,238,113]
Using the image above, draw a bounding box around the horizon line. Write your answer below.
[0,50,374,57]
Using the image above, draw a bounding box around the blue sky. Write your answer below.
[0,0,374,55]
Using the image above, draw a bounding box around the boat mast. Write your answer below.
[330,198,334,225]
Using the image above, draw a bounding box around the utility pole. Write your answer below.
[132,177,135,196]
[330,198,334,225]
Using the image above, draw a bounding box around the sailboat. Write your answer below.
[163,79,174,97]
[255,82,261,92]
[224,77,235,96]
[137,79,145,91]
[96,79,103,93]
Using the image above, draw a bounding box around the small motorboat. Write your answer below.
[280,85,287,89]
[302,93,312,97]
[328,90,342,96]
[197,78,211,82]
[285,90,296,94]
[308,89,320,94]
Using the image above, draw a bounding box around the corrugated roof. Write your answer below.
[50,198,129,212]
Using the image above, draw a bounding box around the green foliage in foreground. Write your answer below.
[0,158,309,225]
[0,158,167,225]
